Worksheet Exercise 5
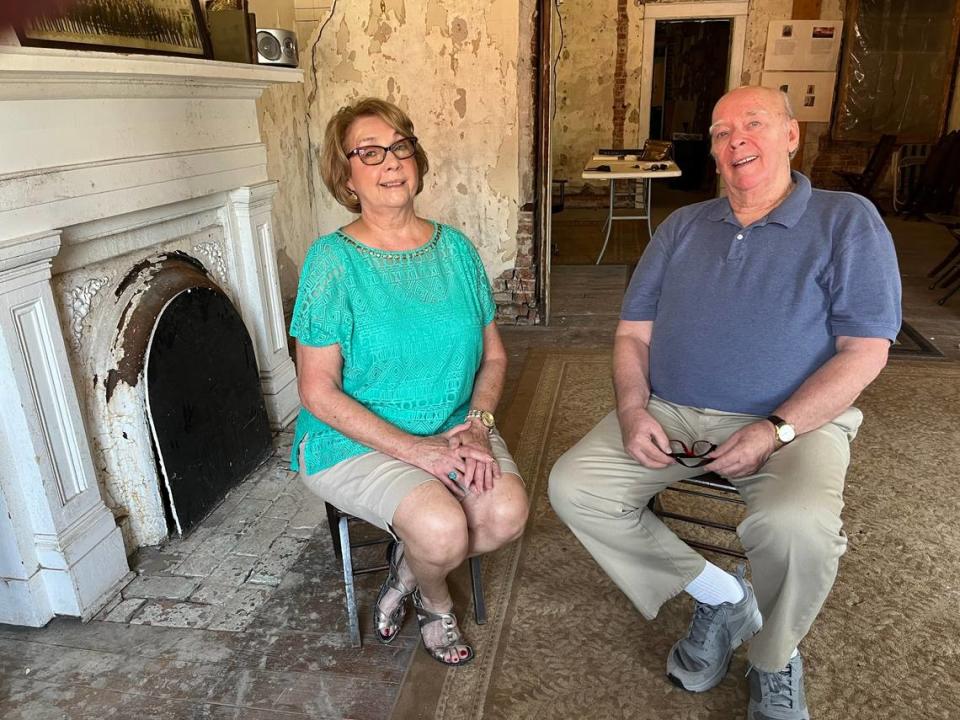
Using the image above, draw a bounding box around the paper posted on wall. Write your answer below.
[761,71,837,123]
[764,20,843,72]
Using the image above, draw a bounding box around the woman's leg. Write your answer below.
[392,480,474,663]
[392,480,470,606]
[460,472,528,555]
[458,431,529,555]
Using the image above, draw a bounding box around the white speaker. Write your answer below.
[256,28,298,67]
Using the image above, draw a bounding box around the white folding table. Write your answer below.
[581,157,682,264]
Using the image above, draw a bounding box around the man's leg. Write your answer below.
[730,407,863,719]
[548,399,709,620]
[733,406,862,670]
[666,564,763,692]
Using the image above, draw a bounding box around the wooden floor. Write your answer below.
[1,205,958,719]
[550,186,713,265]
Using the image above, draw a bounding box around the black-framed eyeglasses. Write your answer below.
[667,440,717,468]
[347,136,418,166]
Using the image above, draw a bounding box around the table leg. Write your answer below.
[595,179,616,264]
[646,177,654,240]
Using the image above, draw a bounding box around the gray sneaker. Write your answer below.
[666,566,762,692]
[747,653,810,720]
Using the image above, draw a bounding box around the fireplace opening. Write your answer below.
[145,284,272,535]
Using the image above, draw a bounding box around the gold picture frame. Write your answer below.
[16,0,212,59]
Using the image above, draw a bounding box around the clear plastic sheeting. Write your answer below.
[835,0,958,141]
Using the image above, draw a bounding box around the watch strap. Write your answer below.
[766,414,794,446]
[466,408,495,432]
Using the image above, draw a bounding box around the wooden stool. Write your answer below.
[325,503,486,647]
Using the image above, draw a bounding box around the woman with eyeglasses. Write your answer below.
[289,98,528,667]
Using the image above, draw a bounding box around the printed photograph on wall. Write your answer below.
[764,19,843,73]
[16,0,211,58]
[761,71,837,122]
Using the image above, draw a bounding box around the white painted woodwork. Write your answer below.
[224,184,300,430]
[0,232,130,625]
[0,47,304,626]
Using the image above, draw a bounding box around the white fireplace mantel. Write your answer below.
[0,47,304,626]
[0,47,303,244]
[0,45,303,91]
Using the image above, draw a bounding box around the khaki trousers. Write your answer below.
[548,396,862,671]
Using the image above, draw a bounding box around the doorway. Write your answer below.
[650,19,731,199]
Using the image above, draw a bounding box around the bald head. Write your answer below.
[710,86,794,134]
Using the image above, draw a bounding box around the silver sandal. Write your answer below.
[374,540,415,644]
[412,588,475,666]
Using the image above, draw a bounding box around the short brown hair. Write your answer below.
[320,98,430,214]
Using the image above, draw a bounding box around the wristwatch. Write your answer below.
[466,408,496,433]
[766,415,796,447]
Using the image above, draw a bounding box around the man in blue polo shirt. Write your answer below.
[549,85,900,720]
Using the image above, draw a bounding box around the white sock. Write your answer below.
[684,562,745,606]
[789,647,799,659]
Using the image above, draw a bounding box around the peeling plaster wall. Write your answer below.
[518,0,538,208]
[552,0,622,188]
[738,0,792,87]
[256,82,319,313]
[248,0,320,314]
[301,0,524,280]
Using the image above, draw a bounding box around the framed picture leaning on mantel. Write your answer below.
[15,0,212,59]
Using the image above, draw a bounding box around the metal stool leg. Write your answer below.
[469,556,486,625]
[325,502,487,644]
[337,514,362,648]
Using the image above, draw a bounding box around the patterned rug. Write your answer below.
[391,349,960,720]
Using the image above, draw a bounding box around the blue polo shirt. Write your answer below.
[621,172,901,416]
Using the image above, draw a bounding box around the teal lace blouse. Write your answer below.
[289,222,496,475]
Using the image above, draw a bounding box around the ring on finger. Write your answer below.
[447,471,458,481]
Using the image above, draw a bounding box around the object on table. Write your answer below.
[640,139,673,161]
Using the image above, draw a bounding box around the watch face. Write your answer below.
[480,410,495,428]
[778,424,796,443]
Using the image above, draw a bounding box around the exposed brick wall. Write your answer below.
[493,210,539,325]
[611,0,629,147]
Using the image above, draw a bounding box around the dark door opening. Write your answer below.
[650,19,731,198]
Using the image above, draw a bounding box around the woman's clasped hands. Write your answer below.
[448,420,501,495]
[408,422,501,496]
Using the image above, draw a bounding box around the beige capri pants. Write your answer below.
[299,431,521,536]
[548,395,863,672]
